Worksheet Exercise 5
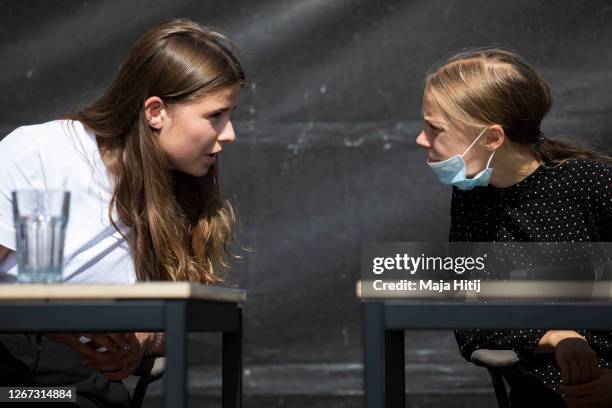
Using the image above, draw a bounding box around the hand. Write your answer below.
[555,337,600,386]
[44,332,129,359]
[82,333,153,381]
[561,368,612,408]
[45,332,152,381]
[537,330,600,386]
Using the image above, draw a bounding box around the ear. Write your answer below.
[144,96,167,130]
[484,124,505,150]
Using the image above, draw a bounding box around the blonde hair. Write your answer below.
[67,19,245,284]
[425,48,610,166]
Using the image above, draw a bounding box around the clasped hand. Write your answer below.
[542,331,612,408]
[554,336,600,386]
[44,332,153,381]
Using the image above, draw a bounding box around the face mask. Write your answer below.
[427,127,495,190]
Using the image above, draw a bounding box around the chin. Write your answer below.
[175,166,210,178]
[193,166,210,177]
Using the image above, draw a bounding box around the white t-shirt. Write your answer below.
[0,120,136,283]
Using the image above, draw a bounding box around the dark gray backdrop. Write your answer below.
[2,1,611,405]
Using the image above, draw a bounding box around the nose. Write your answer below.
[218,119,236,143]
[415,130,432,149]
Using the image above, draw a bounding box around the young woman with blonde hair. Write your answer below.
[0,18,244,407]
[416,49,611,407]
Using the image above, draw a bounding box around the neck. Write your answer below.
[488,145,541,188]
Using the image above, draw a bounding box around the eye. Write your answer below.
[425,122,443,132]
[208,111,224,124]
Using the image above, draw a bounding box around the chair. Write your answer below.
[470,349,519,408]
[130,356,166,408]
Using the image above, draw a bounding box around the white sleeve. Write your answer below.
[0,126,46,250]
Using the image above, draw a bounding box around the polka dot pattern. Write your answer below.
[450,159,611,243]
[450,159,612,392]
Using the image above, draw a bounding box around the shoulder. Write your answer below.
[0,120,98,186]
[5,119,89,145]
[1,120,96,163]
[551,158,611,178]
[549,159,611,199]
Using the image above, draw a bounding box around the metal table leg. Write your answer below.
[385,329,405,408]
[362,302,385,408]
[222,306,243,408]
[165,301,187,408]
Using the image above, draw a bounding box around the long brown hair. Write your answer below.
[67,19,245,283]
[425,48,611,166]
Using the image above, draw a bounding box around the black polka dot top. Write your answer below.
[450,158,612,392]
[450,159,611,243]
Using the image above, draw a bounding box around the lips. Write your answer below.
[203,153,217,165]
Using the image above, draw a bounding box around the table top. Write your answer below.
[356,279,612,300]
[0,282,246,302]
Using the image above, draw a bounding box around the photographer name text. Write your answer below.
[372,279,481,293]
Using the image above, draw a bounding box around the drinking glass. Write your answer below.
[12,190,70,283]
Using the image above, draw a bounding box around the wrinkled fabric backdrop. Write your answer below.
[1,0,611,405]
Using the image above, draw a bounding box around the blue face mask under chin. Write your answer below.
[427,127,496,191]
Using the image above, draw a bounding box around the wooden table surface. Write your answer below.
[0,282,246,302]
[357,279,612,300]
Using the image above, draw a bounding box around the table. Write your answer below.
[0,282,246,408]
[358,280,612,408]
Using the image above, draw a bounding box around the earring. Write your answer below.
[148,119,161,129]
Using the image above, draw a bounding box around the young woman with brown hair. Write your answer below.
[416,49,611,407]
[0,18,244,407]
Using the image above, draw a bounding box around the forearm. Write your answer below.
[536,330,585,352]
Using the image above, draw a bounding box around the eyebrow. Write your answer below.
[209,104,238,114]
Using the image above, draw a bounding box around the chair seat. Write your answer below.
[471,349,519,369]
